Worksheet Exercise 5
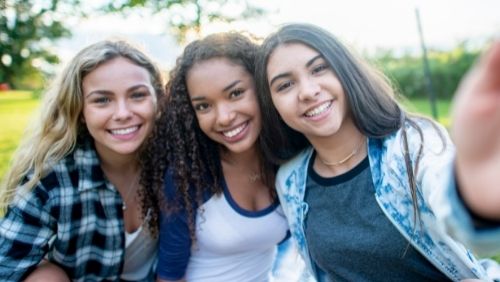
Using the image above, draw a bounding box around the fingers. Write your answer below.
[471,40,500,92]
[482,41,500,74]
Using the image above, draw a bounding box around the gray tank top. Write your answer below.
[304,154,450,281]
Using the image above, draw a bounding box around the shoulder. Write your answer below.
[38,141,103,197]
[378,117,453,156]
[275,147,313,199]
[277,147,314,181]
[404,117,450,143]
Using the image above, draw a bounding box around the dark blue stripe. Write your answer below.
[221,179,279,218]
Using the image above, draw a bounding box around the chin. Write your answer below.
[114,145,142,156]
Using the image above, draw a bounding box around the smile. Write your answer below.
[304,100,333,117]
[109,126,140,135]
[222,122,248,138]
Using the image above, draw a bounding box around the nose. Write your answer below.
[113,99,133,121]
[298,78,320,101]
[216,103,236,127]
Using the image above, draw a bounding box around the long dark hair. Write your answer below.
[255,23,445,225]
[140,32,276,239]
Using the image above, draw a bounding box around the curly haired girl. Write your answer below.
[140,32,290,282]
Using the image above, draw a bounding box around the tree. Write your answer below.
[106,0,266,43]
[0,0,266,89]
[0,0,82,89]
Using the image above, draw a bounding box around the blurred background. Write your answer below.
[1,0,499,179]
[1,0,500,267]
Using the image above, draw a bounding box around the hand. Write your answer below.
[452,40,500,220]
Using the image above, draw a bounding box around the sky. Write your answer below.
[56,0,500,70]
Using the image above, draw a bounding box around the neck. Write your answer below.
[310,125,366,176]
[220,145,267,186]
[94,143,138,175]
[220,145,260,169]
[98,151,139,177]
[99,156,140,198]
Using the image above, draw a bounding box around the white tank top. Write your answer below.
[120,211,158,281]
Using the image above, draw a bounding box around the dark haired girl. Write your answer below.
[254,23,500,281]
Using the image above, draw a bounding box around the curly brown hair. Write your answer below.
[139,32,276,241]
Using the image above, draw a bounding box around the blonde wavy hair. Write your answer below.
[0,39,164,213]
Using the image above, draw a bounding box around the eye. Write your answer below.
[193,102,210,112]
[312,64,329,75]
[131,91,149,100]
[276,81,294,93]
[92,96,111,105]
[229,88,244,99]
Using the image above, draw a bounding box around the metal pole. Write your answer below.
[415,7,438,120]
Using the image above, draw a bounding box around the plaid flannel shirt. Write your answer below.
[0,140,128,281]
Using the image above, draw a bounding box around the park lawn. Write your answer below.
[400,97,452,128]
[0,91,41,180]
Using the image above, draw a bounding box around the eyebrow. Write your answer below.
[85,84,149,98]
[85,90,112,98]
[223,80,241,92]
[306,55,323,68]
[269,55,323,87]
[269,72,291,88]
[190,80,241,102]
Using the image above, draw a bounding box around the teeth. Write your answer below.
[305,101,332,117]
[223,123,246,138]
[110,126,139,135]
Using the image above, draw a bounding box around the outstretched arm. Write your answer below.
[452,40,500,220]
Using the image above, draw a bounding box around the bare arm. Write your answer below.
[24,260,70,282]
[452,40,500,220]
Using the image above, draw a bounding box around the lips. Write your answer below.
[304,100,333,117]
[109,125,140,135]
[221,122,248,138]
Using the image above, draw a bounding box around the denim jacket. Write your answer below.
[435,169,500,257]
[275,119,499,281]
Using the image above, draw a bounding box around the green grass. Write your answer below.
[0,91,40,180]
[400,97,452,128]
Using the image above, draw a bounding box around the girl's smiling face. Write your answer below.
[187,57,262,155]
[82,57,156,159]
[266,43,354,141]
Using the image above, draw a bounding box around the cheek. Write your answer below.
[270,95,289,117]
[247,95,261,115]
[143,101,156,122]
[81,103,91,123]
[195,113,212,135]
[81,106,99,129]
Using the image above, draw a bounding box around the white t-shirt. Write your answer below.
[186,191,288,282]
[157,175,289,282]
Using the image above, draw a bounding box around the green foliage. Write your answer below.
[0,0,82,89]
[106,0,266,43]
[0,0,267,90]
[374,43,481,99]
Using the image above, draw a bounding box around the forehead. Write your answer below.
[83,57,152,89]
[186,57,252,94]
[267,43,321,74]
